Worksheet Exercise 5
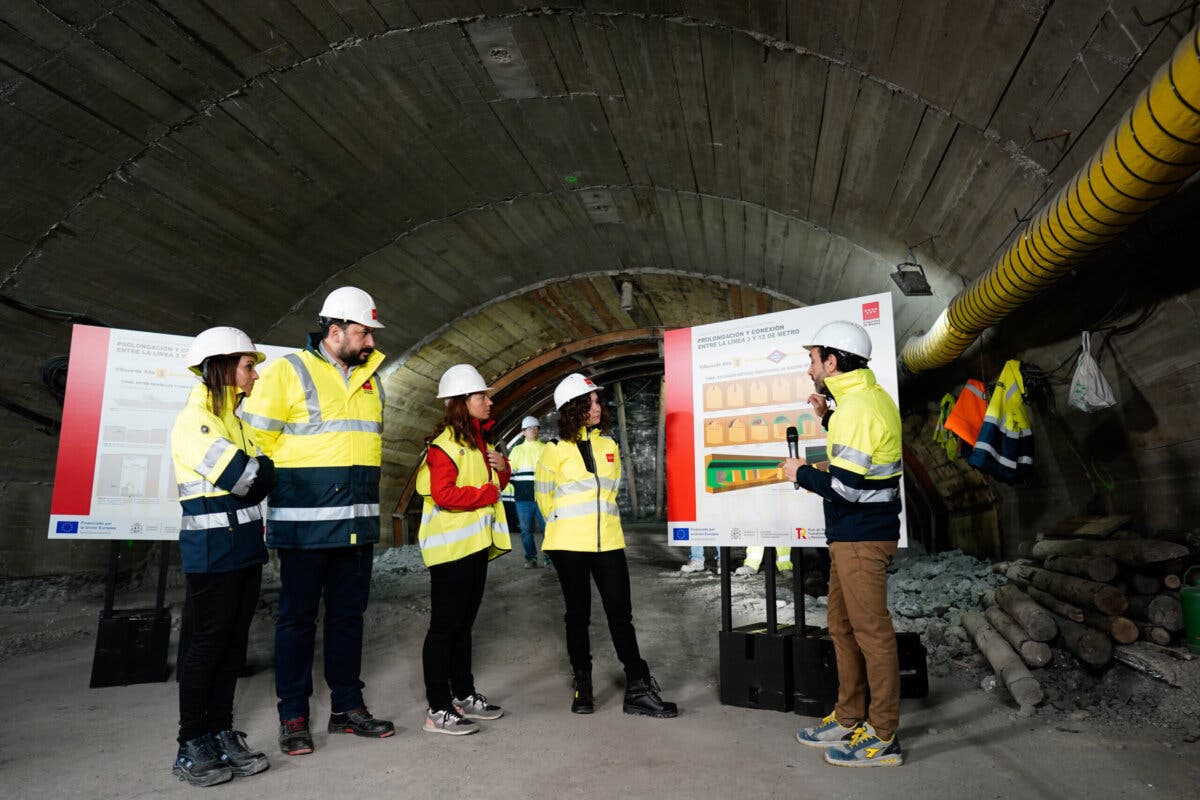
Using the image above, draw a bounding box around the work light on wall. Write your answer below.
[890,260,932,296]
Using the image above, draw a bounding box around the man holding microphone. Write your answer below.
[779,321,904,768]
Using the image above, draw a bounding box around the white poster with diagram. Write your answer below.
[663,293,906,548]
[48,325,290,540]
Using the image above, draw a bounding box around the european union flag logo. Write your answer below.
[672,527,689,541]
[56,520,79,534]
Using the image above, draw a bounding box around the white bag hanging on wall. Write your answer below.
[1068,331,1116,412]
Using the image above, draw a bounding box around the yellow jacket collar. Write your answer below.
[825,368,878,401]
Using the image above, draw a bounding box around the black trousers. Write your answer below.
[548,549,649,681]
[422,548,488,711]
[275,545,373,719]
[178,565,262,744]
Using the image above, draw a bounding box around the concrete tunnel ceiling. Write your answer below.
[2,3,1197,531]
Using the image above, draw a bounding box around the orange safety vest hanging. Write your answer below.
[944,378,987,446]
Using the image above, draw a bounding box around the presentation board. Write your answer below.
[663,293,906,548]
[48,325,290,541]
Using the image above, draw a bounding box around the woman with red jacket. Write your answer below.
[414,364,512,735]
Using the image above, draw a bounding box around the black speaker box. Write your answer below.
[792,630,929,717]
[719,623,796,712]
[89,608,172,688]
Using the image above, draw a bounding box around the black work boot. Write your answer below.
[214,729,270,777]
[328,706,396,738]
[278,716,314,756]
[623,675,678,718]
[571,669,594,714]
[173,734,234,787]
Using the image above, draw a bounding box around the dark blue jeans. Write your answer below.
[515,500,545,559]
[275,545,373,719]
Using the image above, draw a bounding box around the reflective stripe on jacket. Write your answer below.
[170,383,268,573]
[535,428,624,552]
[968,359,1033,482]
[415,427,511,566]
[794,368,902,543]
[945,378,987,446]
[240,333,384,548]
[507,438,545,502]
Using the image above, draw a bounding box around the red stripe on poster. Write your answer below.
[663,327,695,521]
[50,325,110,514]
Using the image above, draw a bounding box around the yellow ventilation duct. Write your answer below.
[903,25,1200,372]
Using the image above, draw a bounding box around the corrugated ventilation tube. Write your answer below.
[902,24,1200,372]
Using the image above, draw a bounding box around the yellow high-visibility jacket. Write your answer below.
[240,335,385,549]
[507,438,545,502]
[794,368,902,542]
[415,427,511,566]
[536,428,624,552]
[171,384,270,573]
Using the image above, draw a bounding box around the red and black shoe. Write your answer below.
[278,716,314,756]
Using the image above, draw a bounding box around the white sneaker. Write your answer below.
[424,708,479,735]
[453,692,504,720]
[679,558,706,573]
[735,565,758,576]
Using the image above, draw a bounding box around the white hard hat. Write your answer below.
[319,286,385,328]
[186,327,265,376]
[804,321,872,360]
[554,373,602,410]
[521,416,540,429]
[437,364,490,399]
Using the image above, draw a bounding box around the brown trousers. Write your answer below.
[827,540,900,740]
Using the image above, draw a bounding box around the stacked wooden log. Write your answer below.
[969,523,1192,709]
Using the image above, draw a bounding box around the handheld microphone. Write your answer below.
[785,426,800,489]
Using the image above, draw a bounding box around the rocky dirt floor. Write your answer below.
[0,524,1197,798]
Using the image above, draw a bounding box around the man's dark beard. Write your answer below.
[336,343,373,365]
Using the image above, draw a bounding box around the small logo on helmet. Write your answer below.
[371,308,378,320]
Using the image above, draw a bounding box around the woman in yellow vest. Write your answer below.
[415,364,512,735]
[536,373,677,718]
[170,327,274,786]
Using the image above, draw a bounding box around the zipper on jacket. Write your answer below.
[595,470,602,552]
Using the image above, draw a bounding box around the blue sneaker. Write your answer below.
[795,711,857,748]
[824,723,903,767]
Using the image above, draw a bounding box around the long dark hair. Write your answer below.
[557,392,610,442]
[427,396,482,450]
[201,355,241,418]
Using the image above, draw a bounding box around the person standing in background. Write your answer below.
[509,415,549,568]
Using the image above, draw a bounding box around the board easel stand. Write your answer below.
[89,540,172,688]
[718,546,811,711]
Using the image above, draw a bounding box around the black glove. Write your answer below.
[241,455,275,505]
